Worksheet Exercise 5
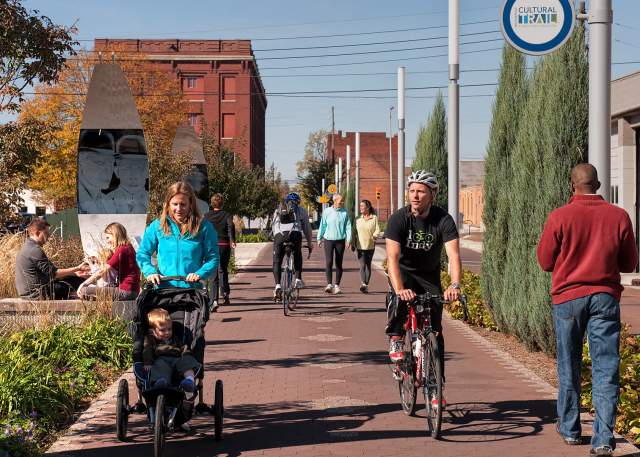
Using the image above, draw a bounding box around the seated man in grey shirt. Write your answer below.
[15,218,89,299]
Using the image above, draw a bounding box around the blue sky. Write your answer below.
[19,0,640,180]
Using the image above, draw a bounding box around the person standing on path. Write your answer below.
[537,163,638,457]
[317,194,352,294]
[355,200,380,293]
[204,193,236,311]
[137,181,219,289]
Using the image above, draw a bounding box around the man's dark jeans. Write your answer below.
[553,293,620,450]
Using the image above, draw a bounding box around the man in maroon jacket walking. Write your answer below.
[537,163,638,457]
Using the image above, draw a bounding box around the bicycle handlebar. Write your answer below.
[402,292,470,323]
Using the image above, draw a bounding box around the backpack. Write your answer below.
[278,200,298,225]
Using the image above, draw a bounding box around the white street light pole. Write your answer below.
[448,0,460,226]
[338,157,343,193]
[397,67,406,210]
[588,0,612,201]
[346,145,351,193]
[388,106,395,216]
[355,132,361,217]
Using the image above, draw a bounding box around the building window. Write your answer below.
[222,113,236,139]
[35,206,46,216]
[186,77,198,89]
[19,206,27,214]
[188,113,199,127]
[222,76,236,101]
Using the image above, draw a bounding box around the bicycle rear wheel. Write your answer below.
[282,265,291,316]
[398,329,417,416]
[424,332,443,438]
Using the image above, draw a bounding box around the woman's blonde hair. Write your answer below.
[160,181,202,237]
[104,222,130,247]
[147,308,171,329]
[97,247,114,265]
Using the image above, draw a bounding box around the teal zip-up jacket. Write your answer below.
[317,207,352,243]
[136,218,219,288]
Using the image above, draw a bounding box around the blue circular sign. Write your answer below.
[500,0,575,55]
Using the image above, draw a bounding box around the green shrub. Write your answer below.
[581,328,640,444]
[441,269,497,330]
[0,318,132,451]
[236,232,269,243]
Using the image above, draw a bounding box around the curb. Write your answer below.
[444,313,640,456]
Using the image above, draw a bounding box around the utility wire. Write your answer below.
[75,6,500,40]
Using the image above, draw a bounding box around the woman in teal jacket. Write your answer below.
[317,193,352,295]
[137,181,219,288]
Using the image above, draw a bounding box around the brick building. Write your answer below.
[94,39,266,168]
[328,131,398,221]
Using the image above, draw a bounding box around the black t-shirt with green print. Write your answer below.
[384,205,458,294]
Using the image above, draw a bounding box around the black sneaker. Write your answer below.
[555,421,581,445]
[590,446,613,456]
[222,294,230,305]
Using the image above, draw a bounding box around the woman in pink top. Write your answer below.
[78,222,141,301]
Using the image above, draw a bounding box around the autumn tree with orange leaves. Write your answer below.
[20,49,192,215]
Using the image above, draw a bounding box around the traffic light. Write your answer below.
[375,187,381,200]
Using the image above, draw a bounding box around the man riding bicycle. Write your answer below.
[271,192,313,301]
[385,170,462,405]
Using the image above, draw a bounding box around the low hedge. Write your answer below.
[237,232,269,243]
[0,318,132,456]
[441,269,498,331]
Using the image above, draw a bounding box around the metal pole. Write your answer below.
[588,0,612,202]
[331,106,335,164]
[334,163,338,189]
[338,157,343,193]
[389,106,395,215]
[397,67,406,210]
[321,177,326,212]
[448,0,460,226]
[355,132,361,217]
[346,145,351,192]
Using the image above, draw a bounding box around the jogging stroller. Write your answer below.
[115,276,224,455]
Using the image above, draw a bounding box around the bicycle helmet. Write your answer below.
[407,170,438,191]
[285,192,301,204]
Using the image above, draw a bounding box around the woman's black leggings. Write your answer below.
[357,249,375,285]
[323,239,346,285]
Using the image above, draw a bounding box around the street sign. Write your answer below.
[327,184,337,194]
[500,0,575,56]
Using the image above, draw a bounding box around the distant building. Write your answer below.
[460,160,485,227]
[94,39,266,168]
[610,69,640,253]
[327,131,398,221]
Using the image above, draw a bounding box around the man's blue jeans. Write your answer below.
[553,293,620,449]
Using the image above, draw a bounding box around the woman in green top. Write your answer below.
[317,194,352,294]
[355,200,380,293]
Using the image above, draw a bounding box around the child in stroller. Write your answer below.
[143,308,201,393]
[116,277,224,453]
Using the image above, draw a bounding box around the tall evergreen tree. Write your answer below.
[413,91,447,210]
[481,46,528,330]
[500,24,588,353]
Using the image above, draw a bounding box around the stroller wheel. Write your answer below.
[154,394,166,457]
[213,380,224,441]
[116,379,129,441]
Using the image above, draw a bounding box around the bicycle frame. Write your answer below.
[403,301,433,387]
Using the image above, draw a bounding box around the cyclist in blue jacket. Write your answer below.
[137,181,219,288]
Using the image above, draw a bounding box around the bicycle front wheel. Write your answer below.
[398,329,417,416]
[424,332,443,438]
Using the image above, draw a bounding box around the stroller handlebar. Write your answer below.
[143,275,207,289]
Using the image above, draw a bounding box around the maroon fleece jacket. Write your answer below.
[536,194,638,304]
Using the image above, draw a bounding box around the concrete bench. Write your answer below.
[0,298,137,336]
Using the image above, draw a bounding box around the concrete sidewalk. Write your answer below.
[47,243,639,456]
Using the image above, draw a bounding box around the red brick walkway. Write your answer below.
[47,244,639,457]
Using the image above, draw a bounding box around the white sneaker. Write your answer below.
[333,285,341,294]
[324,284,334,293]
[294,278,305,289]
[180,422,191,432]
[274,284,282,301]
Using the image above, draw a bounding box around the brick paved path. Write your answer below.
[48,243,638,457]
